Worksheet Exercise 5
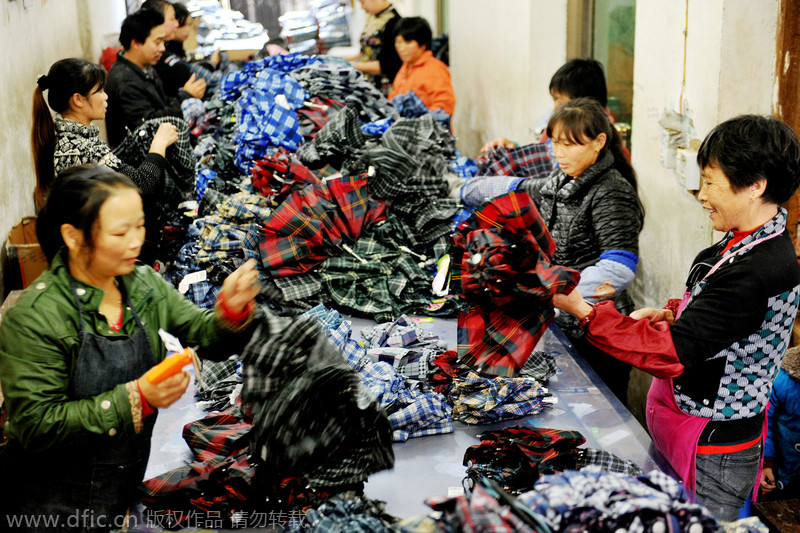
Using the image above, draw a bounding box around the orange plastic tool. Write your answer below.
[146,348,194,384]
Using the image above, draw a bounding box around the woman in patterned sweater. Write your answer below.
[554,114,800,521]
[32,58,178,210]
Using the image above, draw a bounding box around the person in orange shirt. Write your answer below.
[388,17,455,116]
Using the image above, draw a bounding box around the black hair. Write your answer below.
[119,8,165,50]
[546,97,638,192]
[32,59,107,210]
[549,58,608,107]
[395,17,433,51]
[36,165,140,262]
[697,115,800,205]
[141,0,172,16]
[172,2,190,26]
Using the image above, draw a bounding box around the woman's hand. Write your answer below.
[480,137,516,153]
[182,73,207,99]
[209,48,221,67]
[148,122,179,156]
[552,287,593,320]
[137,371,190,408]
[221,259,261,316]
[630,308,675,324]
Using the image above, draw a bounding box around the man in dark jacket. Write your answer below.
[105,9,204,147]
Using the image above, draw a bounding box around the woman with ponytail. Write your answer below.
[517,97,644,404]
[31,58,178,210]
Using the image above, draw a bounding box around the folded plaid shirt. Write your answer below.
[139,408,255,528]
[290,62,397,122]
[452,192,580,378]
[296,96,346,141]
[390,89,452,129]
[360,314,447,380]
[475,142,556,179]
[112,115,195,203]
[283,496,397,533]
[425,483,539,533]
[517,470,720,533]
[306,306,454,442]
[249,149,321,202]
[449,371,552,425]
[241,313,395,489]
[463,425,585,494]
[297,104,366,172]
[518,350,559,383]
[260,174,386,277]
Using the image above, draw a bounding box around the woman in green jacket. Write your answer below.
[0,165,259,532]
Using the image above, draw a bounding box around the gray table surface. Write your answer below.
[141,315,672,528]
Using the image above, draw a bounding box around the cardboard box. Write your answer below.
[6,217,48,289]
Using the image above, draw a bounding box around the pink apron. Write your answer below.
[645,230,783,492]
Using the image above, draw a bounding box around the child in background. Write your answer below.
[761,346,800,499]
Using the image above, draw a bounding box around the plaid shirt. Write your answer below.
[260,173,386,277]
[475,142,556,179]
[390,89,452,129]
[241,314,395,489]
[462,425,642,495]
[306,306,455,442]
[425,483,539,532]
[249,149,321,202]
[452,192,580,377]
[290,62,397,122]
[449,371,552,425]
[297,104,366,172]
[517,470,720,533]
[112,115,195,203]
[297,96,346,141]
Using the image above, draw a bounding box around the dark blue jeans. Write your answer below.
[695,443,761,522]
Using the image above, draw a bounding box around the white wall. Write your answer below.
[449,0,567,157]
[630,0,779,308]
[0,0,126,295]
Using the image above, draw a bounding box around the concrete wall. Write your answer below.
[630,0,779,309]
[0,0,125,297]
[449,0,568,157]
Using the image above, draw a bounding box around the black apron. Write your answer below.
[5,277,157,532]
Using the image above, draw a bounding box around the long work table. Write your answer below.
[141,315,674,529]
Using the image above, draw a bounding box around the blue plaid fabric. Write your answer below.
[361,117,393,137]
[460,175,527,208]
[517,470,720,533]
[304,306,454,442]
[164,223,221,309]
[390,89,451,129]
[265,52,323,73]
[449,371,552,424]
[450,154,479,178]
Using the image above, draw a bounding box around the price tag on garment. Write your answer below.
[447,487,465,497]
[178,270,208,294]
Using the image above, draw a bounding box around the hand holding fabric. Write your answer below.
[480,137,517,153]
[630,307,675,324]
[148,122,178,156]
[137,371,190,408]
[220,259,261,317]
[552,287,593,321]
[182,73,207,99]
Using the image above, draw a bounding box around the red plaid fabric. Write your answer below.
[451,192,579,377]
[250,149,321,203]
[260,174,387,277]
[296,96,346,141]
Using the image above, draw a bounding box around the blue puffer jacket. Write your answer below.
[765,348,800,491]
